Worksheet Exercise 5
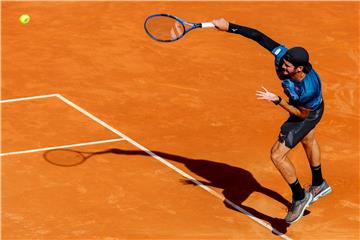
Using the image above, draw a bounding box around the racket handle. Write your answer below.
[201,22,215,28]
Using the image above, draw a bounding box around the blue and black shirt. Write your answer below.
[228,23,323,111]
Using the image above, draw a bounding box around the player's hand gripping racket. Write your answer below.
[144,13,215,42]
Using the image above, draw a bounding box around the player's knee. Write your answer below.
[270,152,282,167]
[270,145,284,166]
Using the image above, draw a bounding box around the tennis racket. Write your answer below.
[44,149,109,167]
[144,13,215,42]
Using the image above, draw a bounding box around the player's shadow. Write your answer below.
[106,148,309,235]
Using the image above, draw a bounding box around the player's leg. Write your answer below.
[270,140,296,183]
[301,129,320,167]
[301,129,332,203]
[270,140,312,224]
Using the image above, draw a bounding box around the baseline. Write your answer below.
[0,93,59,103]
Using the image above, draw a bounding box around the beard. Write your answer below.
[276,69,290,80]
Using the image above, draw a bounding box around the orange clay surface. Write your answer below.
[1,1,359,239]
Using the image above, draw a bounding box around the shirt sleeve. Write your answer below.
[227,22,280,53]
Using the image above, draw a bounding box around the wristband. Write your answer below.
[273,96,282,105]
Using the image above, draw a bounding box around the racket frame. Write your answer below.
[144,13,213,42]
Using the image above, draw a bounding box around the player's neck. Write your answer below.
[292,71,306,81]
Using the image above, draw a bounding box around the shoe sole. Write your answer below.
[311,186,332,204]
[285,193,313,224]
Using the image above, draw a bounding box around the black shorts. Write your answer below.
[279,101,324,148]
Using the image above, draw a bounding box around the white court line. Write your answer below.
[55,94,291,240]
[0,138,125,157]
[0,93,58,103]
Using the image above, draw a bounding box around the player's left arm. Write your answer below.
[256,87,311,119]
[212,18,280,53]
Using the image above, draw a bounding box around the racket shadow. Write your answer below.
[43,149,112,167]
[106,148,306,235]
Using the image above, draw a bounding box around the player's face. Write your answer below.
[281,59,296,75]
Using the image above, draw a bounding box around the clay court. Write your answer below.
[1,1,359,239]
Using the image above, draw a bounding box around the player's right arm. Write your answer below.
[256,87,311,119]
[212,18,280,53]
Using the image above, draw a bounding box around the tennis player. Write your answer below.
[212,18,332,224]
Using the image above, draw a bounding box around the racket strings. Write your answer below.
[145,16,185,41]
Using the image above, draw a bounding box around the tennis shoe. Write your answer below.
[308,180,332,204]
[285,191,313,224]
